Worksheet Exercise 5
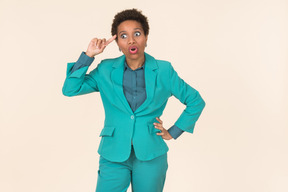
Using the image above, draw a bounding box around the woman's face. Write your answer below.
[116,20,148,60]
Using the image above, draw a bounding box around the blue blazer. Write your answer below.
[62,52,205,162]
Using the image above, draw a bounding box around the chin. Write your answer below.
[125,52,144,59]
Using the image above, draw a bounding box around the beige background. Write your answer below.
[0,0,287,191]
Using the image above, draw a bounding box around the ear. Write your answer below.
[116,40,121,51]
[145,35,148,44]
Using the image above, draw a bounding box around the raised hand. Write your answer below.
[154,117,173,140]
[85,35,117,57]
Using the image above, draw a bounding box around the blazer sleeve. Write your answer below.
[169,63,206,133]
[62,54,100,97]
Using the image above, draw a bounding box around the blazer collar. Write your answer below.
[111,52,158,114]
[124,61,145,71]
[112,52,158,70]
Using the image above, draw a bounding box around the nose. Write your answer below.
[128,36,135,45]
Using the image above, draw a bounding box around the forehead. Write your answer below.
[117,20,143,32]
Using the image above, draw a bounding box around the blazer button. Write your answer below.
[131,115,134,119]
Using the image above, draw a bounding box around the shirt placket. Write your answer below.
[132,70,137,111]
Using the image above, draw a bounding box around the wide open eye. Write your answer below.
[120,34,127,39]
[134,31,141,37]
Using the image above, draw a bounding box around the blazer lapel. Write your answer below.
[111,52,158,115]
[134,53,158,114]
[111,55,134,114]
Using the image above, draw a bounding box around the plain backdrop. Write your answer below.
[0,0,287,191]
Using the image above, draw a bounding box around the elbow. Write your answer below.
[62,86,74,97]
[202,99,206,109]
[194,91,206,110]
[200,96,206,111]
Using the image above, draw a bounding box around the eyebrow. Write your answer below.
[119,28,143,34]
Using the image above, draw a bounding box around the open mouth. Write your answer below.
[129,46,138,54]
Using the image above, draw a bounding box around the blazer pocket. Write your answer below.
[99,126,115,137]
[148,123,161,134]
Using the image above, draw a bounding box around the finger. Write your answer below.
[154,122,164,128]
[100,39,106,49]
[156,132,164,136]
[96,39,103,48]
[102,38,107,47]
[153,125,161,130]
[154,125,164,131]
[156,117,163,124]
[91,38,97,43]
[105,35,116,45]
[95,39,99,48]
[105,35,117,45]
[91,38,98,47]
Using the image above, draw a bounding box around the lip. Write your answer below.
[129,46,138,54]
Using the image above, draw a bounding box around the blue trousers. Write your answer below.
[96,145,168,192]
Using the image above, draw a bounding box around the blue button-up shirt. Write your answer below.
[123,62,146,112]
[71,52,184,139]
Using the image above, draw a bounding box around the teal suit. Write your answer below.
[62,52,205,163]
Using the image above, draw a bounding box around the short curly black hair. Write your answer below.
[111,9,149,40]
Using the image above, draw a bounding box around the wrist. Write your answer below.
[85,51,94,58]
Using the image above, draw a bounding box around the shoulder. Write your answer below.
[99,57,119,66]
[145,52,172,70]
[96,54,125,70]
[156,59,172,68]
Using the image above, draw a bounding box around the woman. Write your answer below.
[62,8,205,192]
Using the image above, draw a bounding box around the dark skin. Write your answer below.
[154,117,173,140]
[85,21,173,141]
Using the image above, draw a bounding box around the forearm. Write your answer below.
[168,125,184,139]
[62,52,99,96]
[70,52,94,73]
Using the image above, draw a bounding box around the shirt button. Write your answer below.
[131,115,134,119]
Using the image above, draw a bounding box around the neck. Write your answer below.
[126,54,145,70]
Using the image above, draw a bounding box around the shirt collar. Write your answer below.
[124,61,145,71]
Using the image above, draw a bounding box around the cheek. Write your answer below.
[141,38,147,45]
[117,42,124,49]
[117,39,124,46]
